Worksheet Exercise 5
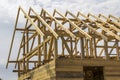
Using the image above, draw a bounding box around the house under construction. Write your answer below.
[6,7,120,80]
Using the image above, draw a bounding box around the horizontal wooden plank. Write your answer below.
[105,71,120,75]
[57,78,83,80]
[105,66,120,72]
[56,58,120,66]
[56,71,83,78]
[32,67,55,78]
[56,66,83,71]
[33,71,55,80]
[105,77,120,80]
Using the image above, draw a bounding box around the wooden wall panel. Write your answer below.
[18,59,120,80]
[18,60,56,80]
[104,66,120,80]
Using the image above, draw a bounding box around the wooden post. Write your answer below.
[104,40,109,60]
[90,39,93,57]
[62,42,65,56]
[116,40,119,60]
[18,61,20,77]
[93,38,97,58]
[54,38,58,59]
[38,20,41,66]
[81,37,84,59]
[23,35,26,72]
[54,22,58,59]
[43,39,47,61]
[85,39,89,57]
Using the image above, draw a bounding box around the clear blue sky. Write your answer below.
[0,0,120,80]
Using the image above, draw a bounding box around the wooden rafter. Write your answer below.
[6,7,120,78]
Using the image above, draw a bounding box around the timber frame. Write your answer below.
[6,6,120,79]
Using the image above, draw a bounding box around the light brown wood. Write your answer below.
[6,7,120,80]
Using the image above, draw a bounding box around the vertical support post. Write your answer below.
[89,29,93,57]
[85,39,89,56]
[70,25,73,53]
[104,40,109,60]
[47,37,53,60]
[23,35,25,55]
[70,37,73,53]
[38,42,41,66]
[26,27,29,71]
[54,22,58,59]
[38,20,41,66]
[81,37,84,59]
[18,61,20,77]
[26,29,29,54]
[23,35,26,72]
[43,39,47,61]
[38,35,41,66]
[43,11,47,62]
[62,42,65,56]
[75,39,77,56]
[116,40,119,60]
[90,39,93,57]
[93,38,97,58]
[54,38,58,59]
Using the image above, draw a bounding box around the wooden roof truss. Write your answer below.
[6,7,120,77]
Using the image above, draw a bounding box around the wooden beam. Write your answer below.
[20,32,37,48]
[30,8,59,39]
[116,40,120,60]
[19,7,44,37]
[18,37,52,62]
[41,9,76,38]
[54,38,58,59]
[66,11,108,41]
[109,14,120,22]
[47,37,53,60]
[80,37,84,59]
[104,40,109,60]
[61,37,73,58]
[54,10,92,40]
[88,13,120,32]
[77,12,120,41]
[99,14,120,28]
[6,7,20,68]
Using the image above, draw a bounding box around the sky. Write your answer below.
[0,0,120,80]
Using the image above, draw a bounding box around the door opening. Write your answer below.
[83,66,104,80]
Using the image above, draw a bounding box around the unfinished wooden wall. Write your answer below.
[18,58,120,80]
[6,7,120,80]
